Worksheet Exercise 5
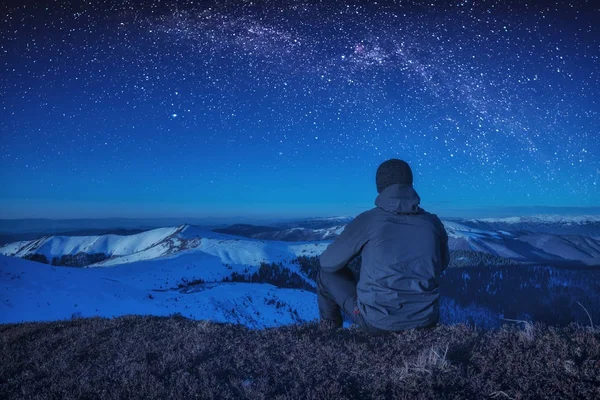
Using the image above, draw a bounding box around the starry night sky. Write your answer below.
[1,0,598,220]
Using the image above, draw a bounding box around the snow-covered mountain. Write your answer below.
[0,224,328,268]
[461,215,600,236]
[2,216,600,267]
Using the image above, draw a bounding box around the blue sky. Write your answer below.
[1,0,598,220]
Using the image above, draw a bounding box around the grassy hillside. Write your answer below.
[1,315,599,399]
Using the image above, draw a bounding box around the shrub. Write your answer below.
[22,253,49,264]
[178,277,205,288]
[449,250,523,268]
[50,252,109,267]
[225,262,314,291]
[294,254,361,282]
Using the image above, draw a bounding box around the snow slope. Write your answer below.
[516,234,600,260]
[0,254,318,328]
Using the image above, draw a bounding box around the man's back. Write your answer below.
[357,194,449,330]
[318,159,449,332]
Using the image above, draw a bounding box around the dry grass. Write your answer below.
[1,315,599,399]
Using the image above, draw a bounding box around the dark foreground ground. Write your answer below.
[1,316,599,400]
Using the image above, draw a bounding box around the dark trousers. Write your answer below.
[317,266,387,334]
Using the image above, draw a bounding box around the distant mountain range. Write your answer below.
[214,223,346,242]
[211,215,600,266]
[461,215,600,236]
[0,215,599,267]
[0,216,354,246]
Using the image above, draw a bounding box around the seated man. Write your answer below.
[318,159,449,333]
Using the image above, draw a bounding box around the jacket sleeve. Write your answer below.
[319,212,371,272]
[439,220,450,272]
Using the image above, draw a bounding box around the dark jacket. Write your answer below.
[319,183,449,330]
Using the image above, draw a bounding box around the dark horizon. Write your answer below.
[2,205,600,221]
[1,205,599,235]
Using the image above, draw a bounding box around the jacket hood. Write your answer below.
[375,183,421,214]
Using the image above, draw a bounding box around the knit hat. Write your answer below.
[375,159,413,193]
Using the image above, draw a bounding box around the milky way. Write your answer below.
[0,0,598,219]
